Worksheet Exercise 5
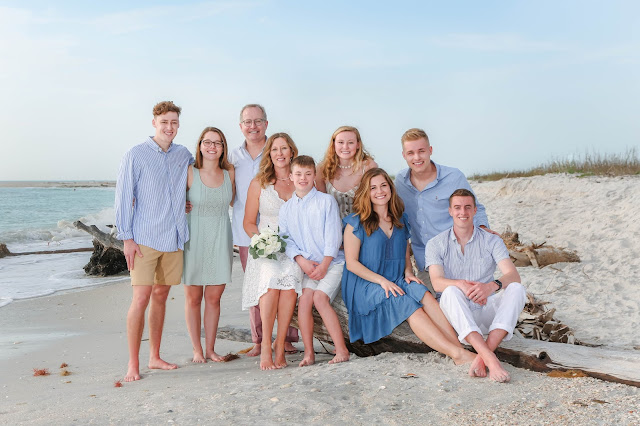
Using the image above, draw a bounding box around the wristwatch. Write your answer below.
[493,279,503,291]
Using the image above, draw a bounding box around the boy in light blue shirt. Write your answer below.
[279,155,350,367]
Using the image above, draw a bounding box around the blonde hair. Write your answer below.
[257,133,298,188]
[401,128,430,147]
[320,126,373,182]
[194,127,232,171]
[352,168,404,236]
[239,104,267,122]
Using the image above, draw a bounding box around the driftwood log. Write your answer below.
[0,242,92,258]
[502,225,580,267]
[73,221,127,276]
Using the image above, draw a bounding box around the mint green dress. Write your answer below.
[182,168,233,285]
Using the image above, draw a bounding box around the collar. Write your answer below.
[241,137,267,157]
[146,136,173,153]
[405,161,441,190]
[293,186,318,203]
[449,225,479,244]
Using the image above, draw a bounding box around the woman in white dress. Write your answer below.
[316,126,377,219]
[242,133,303,370]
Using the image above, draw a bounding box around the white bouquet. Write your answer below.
[249,227,288,260]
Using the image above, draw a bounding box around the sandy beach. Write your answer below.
[1,174,639,424]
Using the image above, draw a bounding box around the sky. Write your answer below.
[0,1,638,181]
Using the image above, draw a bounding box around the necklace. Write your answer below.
[276,177,290,185]
[338,163,354,169]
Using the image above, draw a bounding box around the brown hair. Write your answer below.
[153,101,181,117]
[257,133,298,188]
[320,126,373,182]
[291,155,316,170]
[448,188,476,207]
[194,127,232,171]
[352,168,404,236]
[401,128,429,147]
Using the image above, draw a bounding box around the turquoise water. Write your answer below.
[0,187,115,243]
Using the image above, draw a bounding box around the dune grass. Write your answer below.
[470,148,640,181]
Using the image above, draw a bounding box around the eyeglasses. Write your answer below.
[202,140,223,148]
[240,119,266,127]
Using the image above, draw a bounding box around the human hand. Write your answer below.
[466,281,493,305]
[404,272,423,285]
[123,239,143,271]
[379,278,406,298]
[185,201,193,214]
[296,256,319,276]
[479,225,500,236]
[308,262,329,281]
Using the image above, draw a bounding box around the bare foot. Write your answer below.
[284,342,299,354]
[328,351,350,365]
[148,358,178,370]
[274,343,287,369]
[206,352,225,362]
[452,348,476,366]
[192,351,206,363]
[124,365,141,382]
[468,355,487,378]
[260,349,277,371]
[487,360,511,383]
[298,351,315,367]
[246,343,261,357]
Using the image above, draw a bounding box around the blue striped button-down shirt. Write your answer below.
[425,226,509,284]
[115,137,194,252]
[395,162,489,271]
[279,187,344,265]
[229,141,264,247]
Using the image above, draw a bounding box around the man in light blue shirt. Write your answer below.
[228,104,299,356]
[115,101,194,382]
[279,155,349,367]
[426,188,526,383]
[395,128,495,292]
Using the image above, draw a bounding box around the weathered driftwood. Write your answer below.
[294,295,639,387]
[515,293,579,344]
[502,225,580,267]
[73,221,127,276]
[0,242,92,258]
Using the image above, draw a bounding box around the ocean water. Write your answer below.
[0,185,129,307]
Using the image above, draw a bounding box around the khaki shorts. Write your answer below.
[130,244,183,286]
[301,262,344,303]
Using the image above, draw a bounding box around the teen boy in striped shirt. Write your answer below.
[115,101,194,382]
[426,189,526,383]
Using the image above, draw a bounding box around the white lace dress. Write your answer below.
[241,185,303,310]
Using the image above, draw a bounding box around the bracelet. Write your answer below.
[493,279,503,291]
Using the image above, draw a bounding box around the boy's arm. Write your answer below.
[322,197,342,260]
[279,204,311,262]
[114,151,142,270]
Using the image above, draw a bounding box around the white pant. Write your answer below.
[439,283,526,345]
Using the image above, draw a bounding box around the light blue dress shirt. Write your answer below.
[395,161,489,271]
[229,141,264,247]
[425,226,509,284]
[115,137,194,252]
[279,187,344,265]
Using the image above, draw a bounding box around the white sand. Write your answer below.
[1,174,639,424]
[473,174,640,349]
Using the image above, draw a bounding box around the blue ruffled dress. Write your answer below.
[341,213,428,344]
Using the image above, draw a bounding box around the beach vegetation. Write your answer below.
[32,368,50,376]
[470,148,640,181]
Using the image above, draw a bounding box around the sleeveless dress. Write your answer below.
[325,164,367,220]
[341,213,428,344]
[182,168,233,286]
[241,185,303,310]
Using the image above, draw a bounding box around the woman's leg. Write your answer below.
[184,285,205,362]
[420,292,460,345]
[258,289,279,370]
[406,309,475,365]
[273,289,297,368]
[203,284,226,362]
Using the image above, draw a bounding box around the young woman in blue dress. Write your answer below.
[341,168,476,365]
[182,127,235,363]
